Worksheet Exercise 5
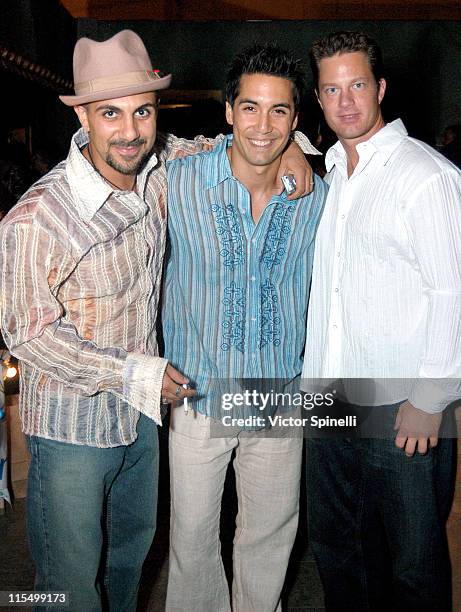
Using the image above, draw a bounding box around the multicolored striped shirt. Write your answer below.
[0,128,201,447]
[163,135,327,418]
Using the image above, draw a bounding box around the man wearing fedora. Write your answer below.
[0,30,313,611]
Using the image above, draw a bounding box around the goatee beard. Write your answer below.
[106,149,151,176]
[106,138,153,175]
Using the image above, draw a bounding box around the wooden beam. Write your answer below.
[59,0,461,20]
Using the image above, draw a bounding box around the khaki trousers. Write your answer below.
[165,408,303,612]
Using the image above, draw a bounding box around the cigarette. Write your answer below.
[183,383,189,413]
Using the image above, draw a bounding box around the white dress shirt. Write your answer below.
[302,119,461,413]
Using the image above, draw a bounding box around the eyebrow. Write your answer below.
[320,76,370,86]
[94,102,156,113]
[238,98,292,109]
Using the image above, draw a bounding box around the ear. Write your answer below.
[225,101,234,127]
[377,78,386,104]
[291,113,299,132]
[74,105,89,131]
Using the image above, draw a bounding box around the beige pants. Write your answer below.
[165,407,303,612]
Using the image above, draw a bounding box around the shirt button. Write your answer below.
[252,352,256,358]
[251,276,256,282]
[337,252,340,257]
[332,324,338,329]
[334,287,339,292]
[251,317,257,322]
[341,214,346,219]
[252,239,257,244]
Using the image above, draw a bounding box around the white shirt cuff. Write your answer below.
[408,379,461,413]
[293,131,322,156]
[123,353,169,425]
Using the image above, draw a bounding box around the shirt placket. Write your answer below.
[235,184,269,376]
[245,197,277,377]
[324,181,353,377]
[247,223,265,376]
[120,190,151,354]
[232,184,254,372]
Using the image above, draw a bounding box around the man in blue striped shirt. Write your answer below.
[163,44,327,611]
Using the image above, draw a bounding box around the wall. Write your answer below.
[77,19,461,143]
[0,8,460,163]
[0,0,77,159]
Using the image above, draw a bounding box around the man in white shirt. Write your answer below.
[302,31,461,611]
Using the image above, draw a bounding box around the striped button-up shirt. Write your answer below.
[163,136,327,418]
[0,128,200,447]
[301,119,461,412]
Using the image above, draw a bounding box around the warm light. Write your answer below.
[159,104,192,109]
[5,366,17,379]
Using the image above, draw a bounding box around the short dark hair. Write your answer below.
[226,43,306,113]
[310,31,384,88]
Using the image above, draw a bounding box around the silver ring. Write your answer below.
[175,385,182,397]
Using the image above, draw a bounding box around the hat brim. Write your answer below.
[59,73,172,106]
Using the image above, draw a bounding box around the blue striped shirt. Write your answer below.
[163,135,326,417]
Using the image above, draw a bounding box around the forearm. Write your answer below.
[4,315,168,422]
[405,170,461,412]
[161,131,225,161]
[409,292,461,412]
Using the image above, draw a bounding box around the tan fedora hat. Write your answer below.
[60,29,171,106]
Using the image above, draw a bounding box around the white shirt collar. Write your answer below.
[65,128,158,222]
[325,118,408,174]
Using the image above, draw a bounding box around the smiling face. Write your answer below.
[317,51,386,148]
[225,73,298,174]
[74,92,158,186]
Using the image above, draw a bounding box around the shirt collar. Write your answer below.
[65,128,158,222]
[202,133,298,206]
[203,134,235,189]
[325,118,408,173]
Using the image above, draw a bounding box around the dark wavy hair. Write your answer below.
[226,43,307,113]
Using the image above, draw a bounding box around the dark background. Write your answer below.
[0,1,460,165]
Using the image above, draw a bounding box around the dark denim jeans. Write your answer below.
[306,402,455,612]
[26,414,158,612]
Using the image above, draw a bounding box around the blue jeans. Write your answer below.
[27,414,158,612]
[306,402,455,612]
